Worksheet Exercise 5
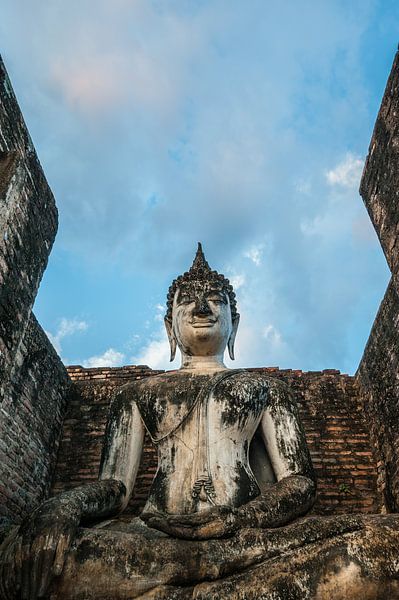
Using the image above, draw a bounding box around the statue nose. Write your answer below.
[193,297,212,316]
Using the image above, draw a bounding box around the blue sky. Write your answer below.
[1,1,396,373]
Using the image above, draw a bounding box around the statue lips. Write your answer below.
[191,318,217,328]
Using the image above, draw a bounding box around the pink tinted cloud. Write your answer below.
[50,54,129,114]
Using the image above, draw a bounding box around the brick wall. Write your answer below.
[360,49,399,293]
[0,56,70,537]
[0,315,69,535]
[357,48,399,512]
[253,368,380,515]
[0,57,58,395]
[52,365,381,517]
[357,280,399,511]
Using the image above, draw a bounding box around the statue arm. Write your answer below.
[238,379,316,528]
[1,386,145,600]
[98,387,145,510]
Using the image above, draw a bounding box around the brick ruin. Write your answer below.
[0,58,69,537]
[1,49,399,536]
[356,48,399,514]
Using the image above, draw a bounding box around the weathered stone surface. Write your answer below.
[357,48,399,513]
[53,366,381,516]
[360,49,399,291]
[0,56,70,536]
[108,369,312,518]
[0,314,69,537]
[356,279,399,511]
[17,514,397,599]
[0,56,58,393]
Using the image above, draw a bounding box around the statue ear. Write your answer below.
[228,314,240,361]
[164,317,177,362]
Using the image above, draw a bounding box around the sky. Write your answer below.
[0,0,396,374]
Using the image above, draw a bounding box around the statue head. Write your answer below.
[165,243,240,363]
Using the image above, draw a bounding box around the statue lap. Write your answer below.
[44,514,399,599]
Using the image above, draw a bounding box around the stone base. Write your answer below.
[41,514,399,599]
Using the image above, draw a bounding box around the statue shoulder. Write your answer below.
[113,371,169,402]
[250,374,299,414]
[107,376,157,418]
[105,381,140,422]
[217,370,289,394]
[111,372,188,440]
[215,371,294,412]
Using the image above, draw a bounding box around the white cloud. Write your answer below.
[45,331,60,354]
[133,338,171,370]
[263,324,283,345]
[295,178,312,195]
[131,325,179,371]
[154,304,166,322]
[229,274,246,290]
[300,215,324,237]
[244,245,264,267]
[131,301,180,369]
[4,1,391,375]
[83,348,125,368]
[57,317,88,338]
[46,317,88,355]
[224,293,293,369]
[326,154,364,189]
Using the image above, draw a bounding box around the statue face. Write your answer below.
[171,282,233,357]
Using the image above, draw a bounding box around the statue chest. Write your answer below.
[136,371,272,513]
[135,371,269,443]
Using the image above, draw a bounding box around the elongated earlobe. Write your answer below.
[228,314,240,360]
[164,317,177,362]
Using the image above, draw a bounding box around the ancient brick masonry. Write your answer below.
[52,365,381,516]
[0,56,70,537]
[357,282,399,510]
[357,48,399,511]
[0,315,69,531]
[256,368,381,515]
[360,49,399,288]
[0,58,57,393]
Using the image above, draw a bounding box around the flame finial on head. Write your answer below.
[189,242,212,275]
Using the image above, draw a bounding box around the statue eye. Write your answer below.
[207,295,226,304]
[179,296,193,304]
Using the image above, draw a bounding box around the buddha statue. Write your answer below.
[0,244,318,599]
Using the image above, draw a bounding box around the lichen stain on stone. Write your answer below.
[146,466,169,513]
[132,372,210,441]
[41,514,399,598]
[216,372,269,430]
[314,559,399,600]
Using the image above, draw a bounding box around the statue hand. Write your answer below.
[142,506,239,540]
[237,475,317,529]
[13,496,81,599]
